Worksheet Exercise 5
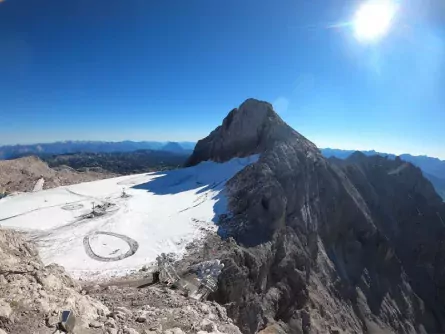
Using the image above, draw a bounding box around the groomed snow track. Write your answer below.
[83,231,139,262]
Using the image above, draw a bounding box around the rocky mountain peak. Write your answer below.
[188,100,445,334]
[186,98,317,166]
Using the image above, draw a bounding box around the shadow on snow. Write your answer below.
[131,156,259,239]
[130,167,229,231]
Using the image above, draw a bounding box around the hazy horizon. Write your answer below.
[1,133,443,160]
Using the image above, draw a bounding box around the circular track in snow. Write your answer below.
[83,231,139,262]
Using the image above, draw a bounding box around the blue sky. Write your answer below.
[0,0,444,158]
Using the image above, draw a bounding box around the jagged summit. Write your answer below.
[186,98,317,166]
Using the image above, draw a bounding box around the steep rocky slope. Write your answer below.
[320,149,445,201]
[0,229,109,334]
[187,99,445,334]
[185,99,313,167]
[0,228,242,334]
[0,156,114,194]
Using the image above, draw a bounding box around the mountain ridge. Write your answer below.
[0,156,115,194]
[184,98,445,334]
[41,150,189,175]
[0,140,195,160]
[2,140,443,199]
[186,98,316,167]
[322,148,445,200]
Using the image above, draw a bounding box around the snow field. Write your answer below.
[0,155,258,280]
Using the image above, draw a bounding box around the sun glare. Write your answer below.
[353,0,398,42]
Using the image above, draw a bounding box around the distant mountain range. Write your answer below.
[42,150,189,175]
[321,148,445,199]
[0,140,196,159]
[1,141,442,199]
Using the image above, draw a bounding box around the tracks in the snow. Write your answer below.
[83,231,139,262]
[0,187,89,222]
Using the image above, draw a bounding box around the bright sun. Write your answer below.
[353,0,398,42]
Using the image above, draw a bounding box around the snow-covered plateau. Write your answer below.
[0,155,258,280]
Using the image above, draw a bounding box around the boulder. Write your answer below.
[0,299,12,319]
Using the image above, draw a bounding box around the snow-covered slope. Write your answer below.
[0,155,258,280]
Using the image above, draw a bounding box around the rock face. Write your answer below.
[185,99,315,167]
[0,228,243,334]
[0,156,114,194]
[0,229,109,334]
[88,284,242,334]
[186,99,445,333]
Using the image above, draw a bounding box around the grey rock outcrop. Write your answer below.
[0,156,114,194]
[185,99,315,167]
[0,228,243,334]
[88,284,241,334]
[0,229,109,334]
[187,99,445,333]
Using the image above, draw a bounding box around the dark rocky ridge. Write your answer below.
[186,98,316,167]
[187,99,445,333]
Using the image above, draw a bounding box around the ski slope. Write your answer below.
[0,155,258,280]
